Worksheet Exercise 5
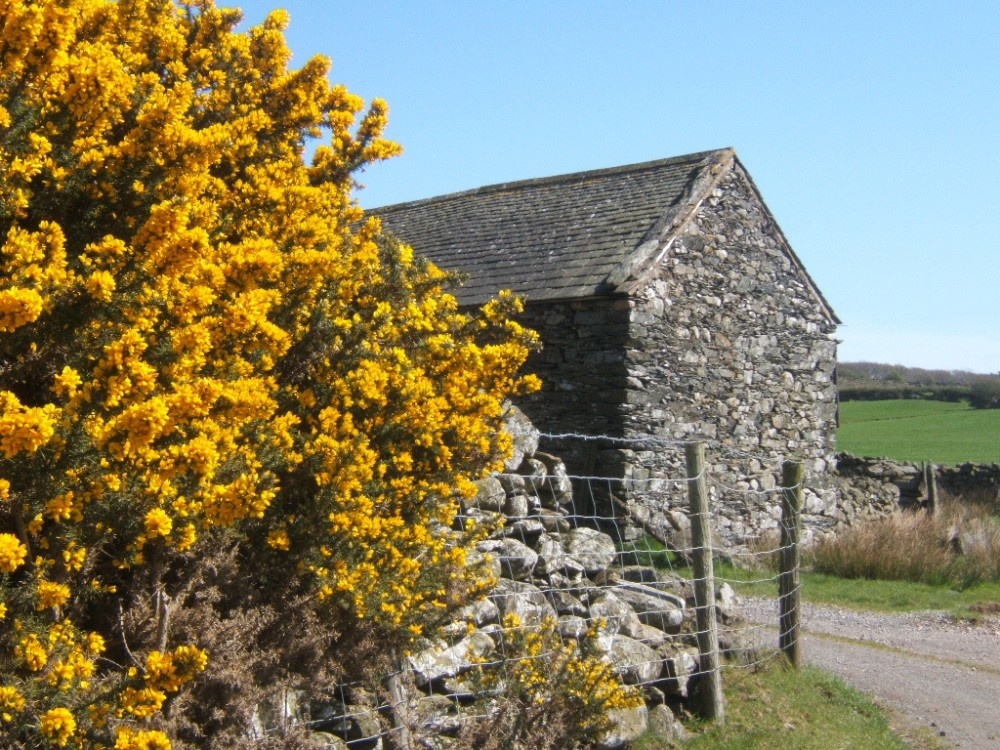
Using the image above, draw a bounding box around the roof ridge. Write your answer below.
[372,147,735,213]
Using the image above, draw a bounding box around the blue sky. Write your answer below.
[241,1,1000,374]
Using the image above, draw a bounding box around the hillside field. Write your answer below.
[836,400,1000,465]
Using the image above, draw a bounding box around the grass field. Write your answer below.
[837,399,1000,465]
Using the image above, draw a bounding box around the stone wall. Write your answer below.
[288,410,706,749]
[938,462,1000,502]
[518,298,631,483]
[835,453,1000,515]
[515,164,839,546]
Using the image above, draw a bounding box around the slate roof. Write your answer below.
[373,148,836,322]
[374,149,729,306]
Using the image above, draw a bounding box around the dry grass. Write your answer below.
[807,494,1000,588]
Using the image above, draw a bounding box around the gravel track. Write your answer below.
[741,600,1000,749]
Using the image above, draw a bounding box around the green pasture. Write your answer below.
[837,399,1000,465]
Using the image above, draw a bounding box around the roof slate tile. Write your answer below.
[373,149,727,306]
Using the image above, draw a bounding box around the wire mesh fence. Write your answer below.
[258,434,806,748]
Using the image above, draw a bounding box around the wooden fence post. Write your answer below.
[386,652,413,750]
[686,441,725,723]
[779,459,803,668]
[924,461,939,517]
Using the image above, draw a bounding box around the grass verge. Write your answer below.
[636,660,946,750]
[708,555,1000,620]
[708,564,1000,619]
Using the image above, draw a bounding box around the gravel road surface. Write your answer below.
[742,600,1000,749]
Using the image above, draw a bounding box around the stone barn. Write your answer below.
[375,148,842,544]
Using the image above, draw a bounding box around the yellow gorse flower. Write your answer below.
[114,727,173,750]
[39,706,76,747]
[0,685,27,719]
[0,287,44,331]
[0,392,58,458]
[0,532,28,572]
[36,580,71,611]
[143,508,173,539]
[0,0,537,746]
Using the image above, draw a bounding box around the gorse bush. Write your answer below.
[459,614,644,750]
[0,1,540,747]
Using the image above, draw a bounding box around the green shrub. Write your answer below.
[969,377,1000,409]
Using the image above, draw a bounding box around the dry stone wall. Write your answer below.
[937,462,1000,502]
[835,453,1000,515]
[403,409,710,748]
[277,408,722,748]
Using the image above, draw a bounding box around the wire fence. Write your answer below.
[260,435,806,748]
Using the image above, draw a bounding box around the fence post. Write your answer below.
[924,461,939,517]
[386,652,413,750]
[686,441,724,723]
[779,459,803,668]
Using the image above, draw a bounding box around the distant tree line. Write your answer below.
[837,362,987,386]
[838,362,1000,409]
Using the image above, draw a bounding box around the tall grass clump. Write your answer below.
[942,490,1000,585]
[808,496,1000,588]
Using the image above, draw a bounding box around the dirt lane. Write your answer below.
[742,600,1000,749]
[804,631,1000,749]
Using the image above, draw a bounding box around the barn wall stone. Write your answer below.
[616,165,840,544]
[502,164,846,546]
[517,299,630,485]
[512,164,842,546]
